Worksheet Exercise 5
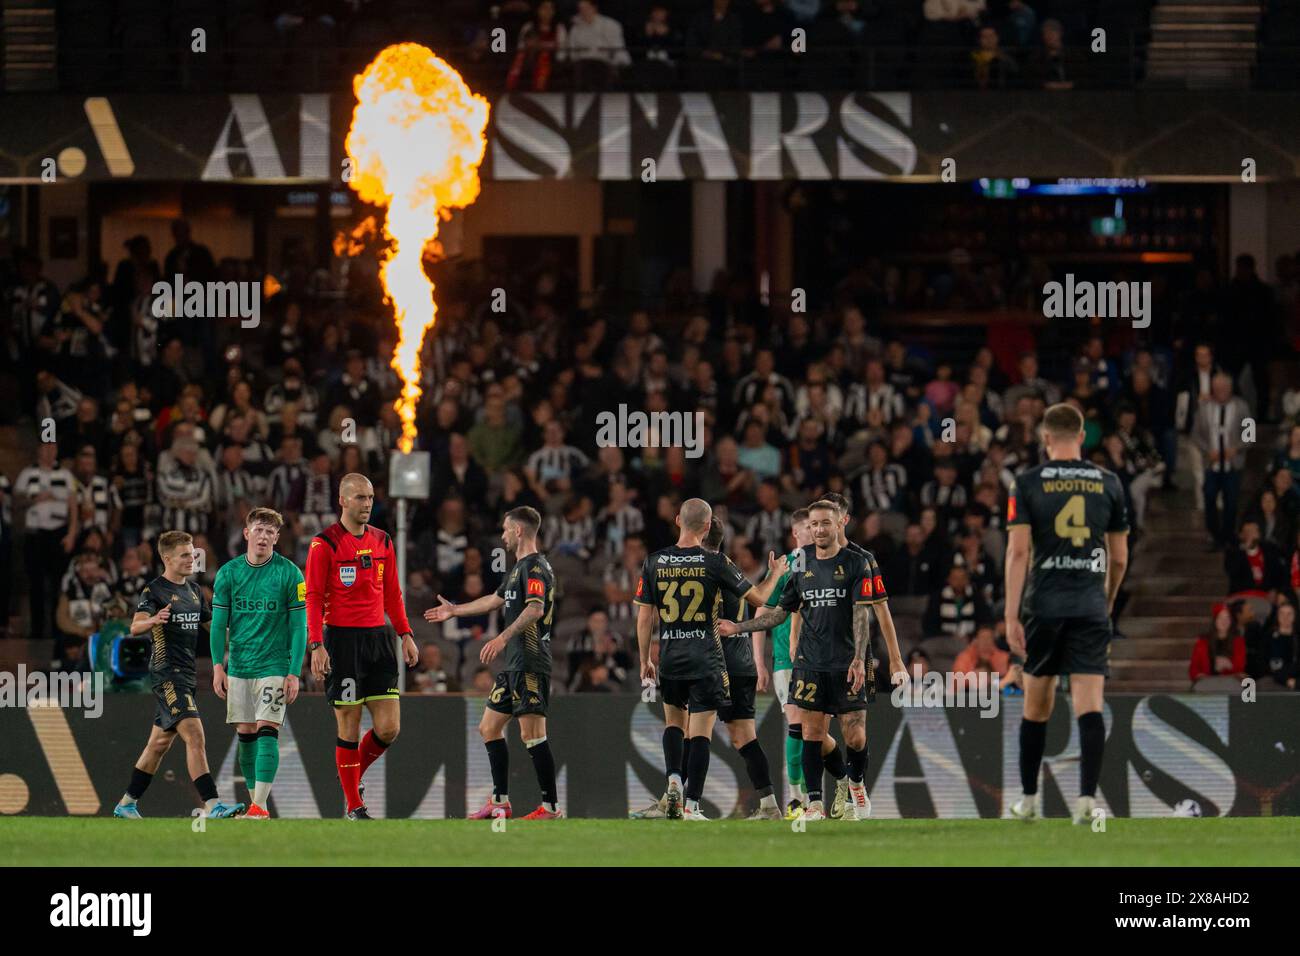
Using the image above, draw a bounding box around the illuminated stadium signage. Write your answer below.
[1,92,1297,182]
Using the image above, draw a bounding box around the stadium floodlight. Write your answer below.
[388,450,430,500]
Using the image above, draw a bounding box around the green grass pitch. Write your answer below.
[3,817,1298,866]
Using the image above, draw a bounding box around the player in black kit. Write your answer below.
[705,516,787,818]
[810,492,908,816]
[722,500,906,821]
[425,506,562,820]
[1004,403,1129,824]
[114,530,244,819]
[635,498,778,821]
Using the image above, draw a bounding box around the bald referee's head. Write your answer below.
[338,473,374,528]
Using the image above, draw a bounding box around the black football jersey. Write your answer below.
[718,582,756,677]
[495,552,556,675]
[137,575,209,684]
[780,544,884,670]
[1008,459,1129,621]
[635,545,751,680]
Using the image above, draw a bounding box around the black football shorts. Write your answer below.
[660,671,729,712]
[324,625,400,705]
[1023,615,1112,677]
[790,667,868,715]
[485,670,551,717]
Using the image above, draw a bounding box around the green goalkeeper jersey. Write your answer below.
[767,551,798,671]
[211,552,308,679]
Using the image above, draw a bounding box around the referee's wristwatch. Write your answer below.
[308,640,324,651]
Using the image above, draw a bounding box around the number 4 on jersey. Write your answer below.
[1054,494,1088,547]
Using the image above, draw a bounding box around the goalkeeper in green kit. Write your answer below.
[210,508,308,819]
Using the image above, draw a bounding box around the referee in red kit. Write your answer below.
[306,472,418,819]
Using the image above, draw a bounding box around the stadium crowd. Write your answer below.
[2,219,1299,695]
[53,0,1155,93]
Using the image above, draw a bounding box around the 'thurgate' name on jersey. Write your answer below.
[634,545,751,680]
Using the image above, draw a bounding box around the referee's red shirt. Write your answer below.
[305,522,412,644]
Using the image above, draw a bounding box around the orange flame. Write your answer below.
[344,43,490,453]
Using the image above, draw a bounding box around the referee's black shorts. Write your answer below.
[324,625,399,705]
[1023,615,1112,678]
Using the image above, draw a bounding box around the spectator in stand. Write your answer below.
[112,544,149,608]
[1124,364,1176,489]
[574,660,619,692]
[1000,0,1037,49]
[1247,488,1294,551]
[700,434,753,509]
[156,436,214,536]
[444,571,497,676]
[603,534,646,637]
[163,219,215,285]
[743,478,789,556]
[1194,372,1251,550]
[563,0,631,90]
[1175,342,1222,510]
[55,551,112,667]
[970,25,1018,90]
[17,441,79,642]
[952,530,998,605]
[685,0,745,89]
[72,443,121,544]
[737,420,781,484]
[743,0,791,88]
[630,3,680,89]
[851,440,907,516]
[567,607,632,691]
[784,416,833,500]
[544,495,596,559]
[470,665,495,695]
[1275,424,1300,484]
[1023,17,1074,90]
[110,440,153,549]
[326,350,381,428]
[595,478,645,561]
[507,0,567,92]
[432,432,489,514]
[1113,404,1163,534]
[1260,598,1298,689]
[525,420,590,502]
[920,458,968,535]
[1288,525,1300,597]
[408,642,459,694]
[952,625,1011,677]
[468,393,525,473]
[266,435,309,515]
[904,646,932,678]
[1189,602,1247,686]
[922,563,993,639]
[1225,520,1288,595]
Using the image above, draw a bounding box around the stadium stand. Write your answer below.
[1,0,1298,701]
[3,214,1299,693]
